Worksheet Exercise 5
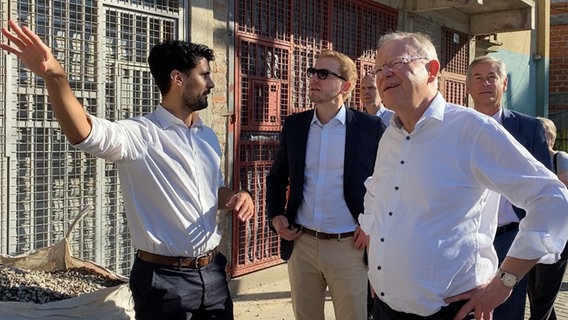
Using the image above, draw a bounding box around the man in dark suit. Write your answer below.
[266,49,385,320]
[467,55,551,320]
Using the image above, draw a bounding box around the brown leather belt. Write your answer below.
[300,226,355,240]
[137,248,218,268]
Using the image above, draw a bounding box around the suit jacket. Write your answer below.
[501,108,552,219]
[266,107,385,260]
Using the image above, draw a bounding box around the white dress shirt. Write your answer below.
[360,93,568,316]
[296,106,357,233]
[73,105,224,257]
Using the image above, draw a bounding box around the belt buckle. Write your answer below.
[192,250,211,268]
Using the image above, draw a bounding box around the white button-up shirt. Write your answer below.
[360,93,568,316]
[296,106,357,233]
[73,105,224,257]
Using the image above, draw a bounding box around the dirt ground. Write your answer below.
[231,263,335,319]
[230,262,568,320]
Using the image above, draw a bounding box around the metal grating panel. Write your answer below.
[331,0,396,59]
[235,140,281,274]
[290,48,318,114]
[443,76,468,108]
[442,27,469,75]
[440,27,469,107]
[109,0,181,14]
[10,0,101,259]
[0,0,7,253]
[237,0,292,43]
[238,41,290,130]
[331,0,397,110]
[293,0,329,49]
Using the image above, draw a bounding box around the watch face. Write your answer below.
[500,272,517,288]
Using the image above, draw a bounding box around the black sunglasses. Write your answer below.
[307,67,347,81]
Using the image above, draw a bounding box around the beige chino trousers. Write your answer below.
[287,233,368,320]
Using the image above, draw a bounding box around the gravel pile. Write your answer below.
[0,264,124,304]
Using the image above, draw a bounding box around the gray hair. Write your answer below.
[377,32,439,61]
[467,56,507,83]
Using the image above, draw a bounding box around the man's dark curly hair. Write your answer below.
[148,40,215,95]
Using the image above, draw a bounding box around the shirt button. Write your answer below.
[388,212,393,216]
[406,136,410,140]
[380,292,385,296]
[377,266,382,270]
[394,186,399,190]
[380,238,384,242]
[400,160,405,164]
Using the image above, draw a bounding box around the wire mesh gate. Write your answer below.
[231,0,398,276]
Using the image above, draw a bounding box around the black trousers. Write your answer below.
[527,244,568,320]
[371,297,475,320]
[129,252,233,320]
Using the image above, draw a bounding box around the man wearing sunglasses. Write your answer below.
[267,49,385,320]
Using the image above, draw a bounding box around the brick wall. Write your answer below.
[550,2,568,113]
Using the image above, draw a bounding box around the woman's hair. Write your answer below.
[538,117,557,148]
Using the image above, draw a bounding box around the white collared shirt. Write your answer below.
[73,105,223,257]
[296,106,357,233]
[360,93,568,316]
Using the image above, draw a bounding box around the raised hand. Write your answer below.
[1,19,91,143]
[0,20,65,79]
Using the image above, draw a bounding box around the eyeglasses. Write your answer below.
[307,67,347,81]
[370,56,428,75]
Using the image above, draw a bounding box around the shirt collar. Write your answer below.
[311,105,347,126]
[491,108,503,125]
[154,104,203,129]
[375,105,387,117]
[393,93,445,131]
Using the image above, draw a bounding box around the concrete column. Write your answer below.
[535,0,550,117]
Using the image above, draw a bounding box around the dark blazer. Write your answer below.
[266,107,385,260]
[501,108,551,219]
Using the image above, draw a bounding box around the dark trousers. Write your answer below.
[368,282,374,318]
[493,227,527,320]
[527,244,568,320]
[371,297,474,320]
[129,252,233,320]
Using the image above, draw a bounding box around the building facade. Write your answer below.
[0,0,540,277]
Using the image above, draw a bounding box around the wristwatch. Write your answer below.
[497,268,518,288]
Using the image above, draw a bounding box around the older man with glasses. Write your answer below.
[266,49,385,320]
[360,31,568,320]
